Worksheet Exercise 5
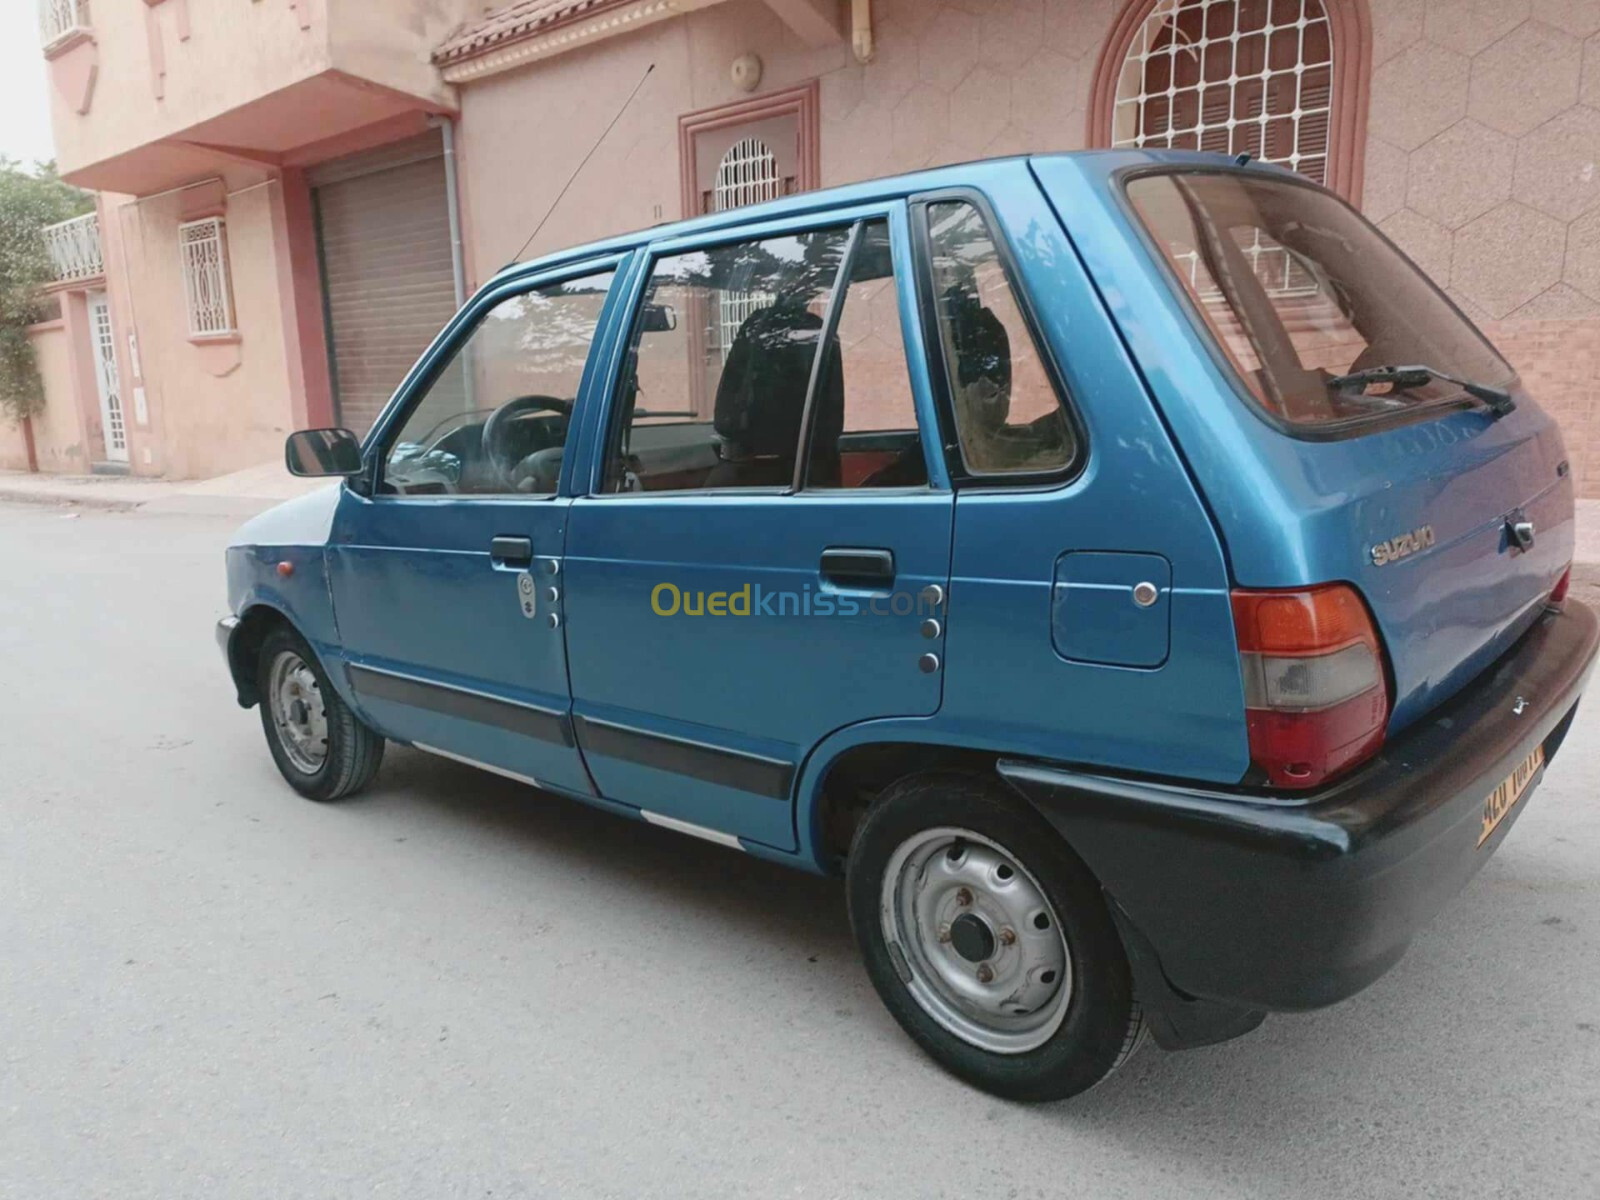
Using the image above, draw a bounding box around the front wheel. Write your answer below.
[257,627,384,802]
[846,772,1144,1102]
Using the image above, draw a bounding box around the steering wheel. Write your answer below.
[481,395,571,485]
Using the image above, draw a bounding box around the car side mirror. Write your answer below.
[285,428,363,477]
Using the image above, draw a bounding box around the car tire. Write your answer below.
[846,771,1145,1102]
[257,626,384,802]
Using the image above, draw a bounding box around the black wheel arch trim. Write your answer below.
[218,605,300,709]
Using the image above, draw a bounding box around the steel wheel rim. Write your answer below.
[880,826,1072,1055]
[268,650,329,775]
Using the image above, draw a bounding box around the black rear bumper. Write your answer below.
[1000,600,1598,1046]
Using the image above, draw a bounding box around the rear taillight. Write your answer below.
[1231,584,1391,790]
[1550,567,1572,609]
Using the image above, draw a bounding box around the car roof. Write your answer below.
[489,149,1292,285]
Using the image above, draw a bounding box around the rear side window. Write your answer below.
[1127,172,1513,430]
[606,227,850,492]
[925,201,1075,476]
[606,219,926,494]
[805,221,927,489]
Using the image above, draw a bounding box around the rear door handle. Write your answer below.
[490,536,533,569]
[820,547,896,587]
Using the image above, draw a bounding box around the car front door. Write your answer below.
[561,208,954,851]
[327,259,625,797]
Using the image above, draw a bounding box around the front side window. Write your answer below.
[383,269,615,496]
[1127,172,1512,429]
[925,202,1075,476]
[606,227,850,493]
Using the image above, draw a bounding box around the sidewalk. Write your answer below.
[0,461,329,518]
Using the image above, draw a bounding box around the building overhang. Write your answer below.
[434,0,846,85]
[62,70,452,196]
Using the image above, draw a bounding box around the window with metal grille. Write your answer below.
[1110,0,1335,187]
[39,0,91,50]
[713,136,781,211]
[714,138,782,361]
[178,218,236,337]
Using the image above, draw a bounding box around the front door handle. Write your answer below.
[490,536,533,569]
[820,547,896,587]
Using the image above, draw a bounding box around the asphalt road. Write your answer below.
[2,498,1597,1200]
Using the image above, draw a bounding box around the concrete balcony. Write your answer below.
[46,0,477,195]
[41,213,105,284]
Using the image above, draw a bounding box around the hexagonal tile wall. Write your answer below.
[803,0,1600,494]
[1365,3,1600,334]
[815,0,1112,180]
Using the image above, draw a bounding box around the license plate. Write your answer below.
[1478,745,1545,848]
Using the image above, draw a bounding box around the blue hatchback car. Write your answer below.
[219,152,1598,1100]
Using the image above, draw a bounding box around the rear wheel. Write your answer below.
[257,627,384,801]
[846,772,1144,1101]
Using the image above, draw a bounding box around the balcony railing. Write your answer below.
[42,213,105,283]
[40,0,91,51]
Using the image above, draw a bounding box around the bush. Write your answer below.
[0,159,94,424]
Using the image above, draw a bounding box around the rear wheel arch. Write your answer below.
[807,740,1011,870]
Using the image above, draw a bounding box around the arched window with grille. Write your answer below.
[1089,0,1370,200]
[713,137,782,213]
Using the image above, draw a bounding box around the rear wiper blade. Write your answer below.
[1326,364,1517,418]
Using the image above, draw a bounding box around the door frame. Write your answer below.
[85,290,128,464]
[326,251,635,800]
[557,197,956,849]
[677,80,821,220]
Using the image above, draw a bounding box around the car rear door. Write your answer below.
[560,204,954,851]
[327,259,626,797]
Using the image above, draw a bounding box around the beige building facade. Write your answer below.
[7,0,1600,498]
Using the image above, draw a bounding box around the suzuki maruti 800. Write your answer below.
[218,153,1597,1100]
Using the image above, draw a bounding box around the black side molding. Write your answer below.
[348,665,573,747]
[573,715,794,801]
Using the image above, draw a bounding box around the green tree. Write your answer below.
[0,159,94,425]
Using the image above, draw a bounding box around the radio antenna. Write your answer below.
[508,62,656,267]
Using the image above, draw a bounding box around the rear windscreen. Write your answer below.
[1126,171,1513,429]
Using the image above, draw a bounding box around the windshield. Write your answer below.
[1126,171,1513,429]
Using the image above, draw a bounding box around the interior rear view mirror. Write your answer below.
[641,303,677,333]
[285,428,363,477]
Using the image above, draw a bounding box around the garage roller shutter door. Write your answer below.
[315,145,458,435]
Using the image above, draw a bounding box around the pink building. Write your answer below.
[7,0,1600,498]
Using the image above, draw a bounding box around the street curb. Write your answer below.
[0,487,142,513]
